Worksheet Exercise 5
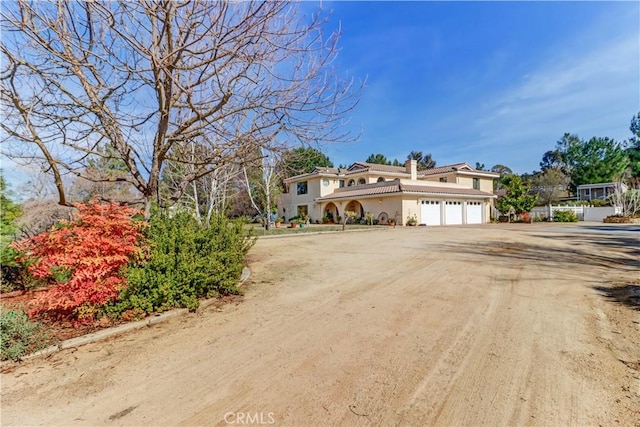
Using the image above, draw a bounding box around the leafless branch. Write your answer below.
[1,1,361,217]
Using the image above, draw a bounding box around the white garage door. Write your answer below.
[445,201,463,225]
[420,200,441,226]
[466,201,483,224]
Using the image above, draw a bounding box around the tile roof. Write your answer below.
[285,161,493,183]
[346,162,407,174]
[345,161,484,177]
[317,179,495,201]
[418,163,472,176]
[400,184,494,197]
[312,166,341,174]
[318,181,401,200]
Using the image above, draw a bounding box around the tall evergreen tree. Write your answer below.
[626,112,640,180]
[365,153,391,165]
[407,151,436,170]
[556,133,629,192]
[278,147,333,177]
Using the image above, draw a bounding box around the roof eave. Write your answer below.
[401,191,496,198]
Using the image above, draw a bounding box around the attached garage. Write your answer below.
[420,200,441,226]
[445,201,463,225]
[466,201,483,224]
[316,174,496,227]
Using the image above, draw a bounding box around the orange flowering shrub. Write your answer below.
[11,200,147,321]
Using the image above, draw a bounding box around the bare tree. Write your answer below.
[242,149,280,231]
[16,199,74,238]
[608,184,640,218]
[1,1,361,217]
[68,144,138,204]
[530,168,565,206]
[162,143,242,226]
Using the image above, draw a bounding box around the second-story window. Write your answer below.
[358,178,366,185]
[348,179,355,186]
[339,180,345,188]
[439,177,448,183]
[297,181,308,195]
[473,178,480,190]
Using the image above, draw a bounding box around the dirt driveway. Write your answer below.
[2,223,639,426]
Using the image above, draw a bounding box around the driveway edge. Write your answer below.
[256,226,390,239]
[15,267,251,363]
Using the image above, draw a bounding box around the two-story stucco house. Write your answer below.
[277,160,499,226]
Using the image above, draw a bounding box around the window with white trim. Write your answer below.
[297,181,308,195]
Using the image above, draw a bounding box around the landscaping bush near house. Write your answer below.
[1,245,25,293]
[1,308,49,361]
[10,200,147,322]
[108,212,255,317]
[553,210,579,222]
[603,215,633,224]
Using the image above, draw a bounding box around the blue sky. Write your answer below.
[2,1,638,195]
[320,1,640,174]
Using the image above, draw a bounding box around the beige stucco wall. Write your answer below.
[485,201,492,222]
[456,176,473,188]
[479,178,494,193]
[421,174,494,193]
[316,196,403,224]
[401,198,420,225]
[422,173,456,184]
[458,175,495,193]
[280,169,498,224]
[280,176,345,221]
[318,177,342,197]
[363,196,403,222]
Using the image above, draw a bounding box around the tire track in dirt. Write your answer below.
[392,252,512,426]
[1,226,637,426]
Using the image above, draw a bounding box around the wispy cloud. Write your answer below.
[462,29,638,172]
[326,2,639,172]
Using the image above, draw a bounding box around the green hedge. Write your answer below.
[553,210,579,222]
[106,212,254,317]
[1,309,49,361]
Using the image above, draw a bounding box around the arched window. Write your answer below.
[358,178,366,185]
[377,177,385,182]
[347,179,355,187]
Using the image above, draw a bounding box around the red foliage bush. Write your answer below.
[11,200,147,322]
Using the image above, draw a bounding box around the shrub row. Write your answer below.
[1,308,49,361]
[553,210,579,222]
[5,202,254,323]
[10,201,147,322]
[103,211,255,318]
[2,204,254,359]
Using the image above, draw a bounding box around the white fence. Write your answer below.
[530,205,621,222]
[584,206,621,222]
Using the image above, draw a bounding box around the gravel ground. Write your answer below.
[1,222,638,426]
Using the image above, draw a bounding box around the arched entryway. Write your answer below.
[345,200,364,219]
[323,202,339,223]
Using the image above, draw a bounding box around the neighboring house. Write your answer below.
[576,182,627,202]
[278,160,499,226]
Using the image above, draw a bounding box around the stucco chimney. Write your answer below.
[405,159,417,180]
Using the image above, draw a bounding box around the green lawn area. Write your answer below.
[249,223,386,236]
